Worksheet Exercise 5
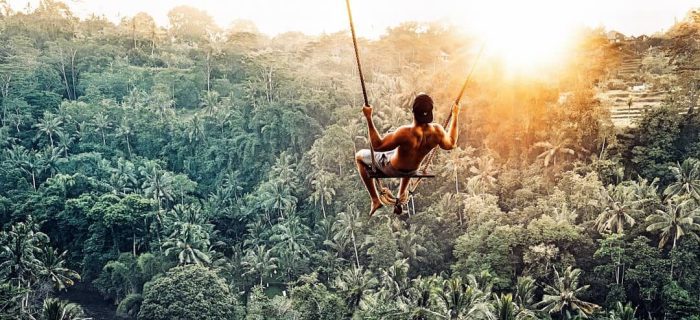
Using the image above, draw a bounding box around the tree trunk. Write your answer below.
[126,135,132,157]
[454,171,459,193]
[59,49,72,100]
[70,49,77,100]
[670,244,675,280]
[206,52,212,92]
[1,74,11,126]
[351,229,360,269]
[320,193,326,219]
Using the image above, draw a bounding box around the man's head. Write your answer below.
[412,93,433,124]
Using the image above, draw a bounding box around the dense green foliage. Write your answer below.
[138,265,242,320]
[1,1,700,319]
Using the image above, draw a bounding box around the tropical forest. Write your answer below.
[1,1,700,319]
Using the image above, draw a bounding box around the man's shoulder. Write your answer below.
[425,123,446,133]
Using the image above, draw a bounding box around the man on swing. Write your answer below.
[355,93,460,216]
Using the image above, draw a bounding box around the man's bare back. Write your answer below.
[355,93,460,216]
[385,123,454,172]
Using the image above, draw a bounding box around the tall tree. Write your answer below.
[92,113,110,145]
[468,155,499,192]
[664,158,700,201]
[646,199,700,249]
[442,146,473,193]
[595,185,644,234]
[35,247,80,291]
[534,131,575,167]
[436,276,493,320]
[40,298,84,320]
[333,206,363,269]
[241,245,278,286]
[162,204,213,266]
[333,266,378,313]
[0,217,49,311]
[536,266,599,318]
[33,112,63,148]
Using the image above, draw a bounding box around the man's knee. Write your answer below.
[355,149,369,162]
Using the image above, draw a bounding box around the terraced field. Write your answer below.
[596,51,668,127]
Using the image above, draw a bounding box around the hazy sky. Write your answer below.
[6,0,698,37]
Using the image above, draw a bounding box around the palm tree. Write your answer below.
[395,227,427,267]
[492,293,535,320]
[442,146,473,193]
[646,199,700,249]
[92,113,110,145]
[36,248,80,291]
[241,244,278,286]
[534,131,575,167]
[162,233,211,266]
[536,266,599,318]
[115,120,134,157]
[269,215,313,278]
[141,163,174,211]
[19,149,43,190]
[436,276,493,320]
[40,298,84,320]
[41,146,62,179]
[333,266,378,312]
[149,88,174,121]
[259,180,297,220]
[200,90,221,116]
[629,177,659,204]
[0,217,47,285]
[34,112,63,148]
[378,259,410,301]
[398,276,440,320]
[468,156,498,192]
[595,185,644,234]
[333,206,363,269]
[55,131,73,157]
[0,217,48,311]
[186,114,206,145]
[664,158,700,201]
[162,204,213,266]
[110,158,138,195]
[609,302,637,320]
[310,171,335,219]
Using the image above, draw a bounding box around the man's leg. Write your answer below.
[394,177,411,215]
[355,150,382,216]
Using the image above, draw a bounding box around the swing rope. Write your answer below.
[345,0,484,207]
[345,0,397,206]
[345,0,380,174]
[408,43,485,195]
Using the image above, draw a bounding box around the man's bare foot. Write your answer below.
[369,199,383,217]
[393,203,402,215]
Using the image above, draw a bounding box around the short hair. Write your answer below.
[412,93,434,124]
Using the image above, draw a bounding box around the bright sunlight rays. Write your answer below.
[454,1,576,75]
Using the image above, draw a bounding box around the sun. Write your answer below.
[455,1,576,76]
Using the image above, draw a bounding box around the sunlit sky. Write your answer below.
[6,0,697,38]
[5,0,698,75]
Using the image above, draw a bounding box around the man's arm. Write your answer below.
[438,103,460,150]
[363,105,401,152]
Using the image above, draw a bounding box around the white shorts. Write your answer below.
[357,149,416,176]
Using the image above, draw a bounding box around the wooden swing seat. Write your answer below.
[368,169,435,179]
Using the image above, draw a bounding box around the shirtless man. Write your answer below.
[355,93,460,216]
